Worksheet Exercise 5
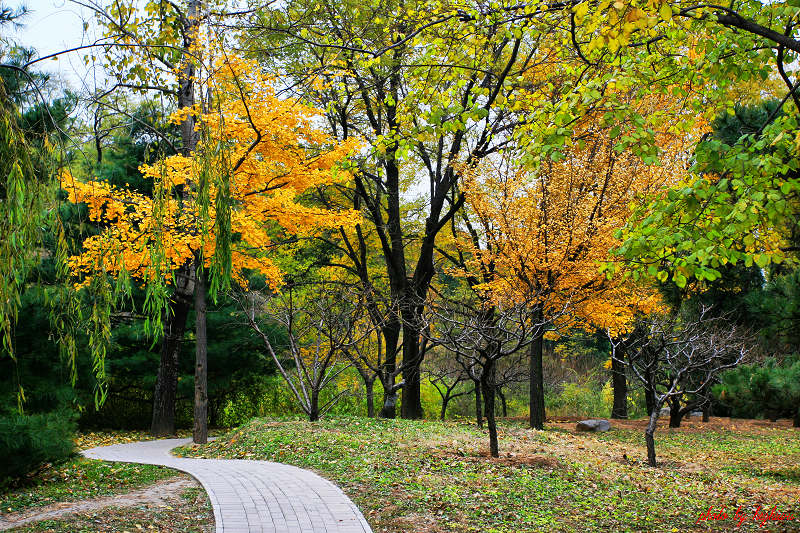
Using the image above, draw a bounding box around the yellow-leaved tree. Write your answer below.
[458,97,697,430]
[62,52,359,441]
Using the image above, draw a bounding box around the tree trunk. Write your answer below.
[152,0,200,438]
[474,380,483,428]
[192,269,208,444]
[365,378,375,418]
[610,350,628,419]
[645,410,659,467]
[150,269,193,436]
[380,387,398,419]
[497,388,508,417]
[379,324,400,419]
[401,318,423,419]
[309,389,320,422]
[644,373,656,416]
[793,405,800,428]
[668,398,682,428]
[482,362,499,458]
[440,396,449,421]
[529,323,545,429]
[702,402,710,423]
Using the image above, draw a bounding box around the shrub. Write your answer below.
[0,410,76,483]
[714,357,800,423]
[546,381,612,418]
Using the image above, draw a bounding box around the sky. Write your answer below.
[7,0,105,93]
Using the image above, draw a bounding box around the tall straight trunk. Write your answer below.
[610,351,628,419]
[379,322,400,419]
[668,400,682,428]
[193,269,208,444]
[794,405,800,428]
[497,388,508,417]
[482,361,499,458]
[702,403,710,423]
[645,410,659,467]
[474,380,483,428]
[309,389,320,422]
[529,321,545,429]
[151,271,192,436]
[365,378,375,418]
[401,316,423,419]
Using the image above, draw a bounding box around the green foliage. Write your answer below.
[617,99,800,287]
[0,411,76,483]
[79,293,279,429]
[714,357,800,420]
[746,269,800,352]
[546,381,612,419]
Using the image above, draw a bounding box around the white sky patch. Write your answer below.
[8,0,105,93]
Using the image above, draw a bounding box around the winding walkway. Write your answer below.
[82,438,372,533]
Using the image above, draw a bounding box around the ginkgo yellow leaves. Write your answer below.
[63,53,360,290]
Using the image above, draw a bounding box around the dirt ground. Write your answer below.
[0,476,198,531]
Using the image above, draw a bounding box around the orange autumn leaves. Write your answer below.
[458,104,699,334]
[62,55,360,289]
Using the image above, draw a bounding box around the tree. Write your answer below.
[62,52,359,439]
[424,349,473,421]
[715,357,800,427]
[460,103,692,428]
[428,291,535,457]
[610,308,750,466]
[255,0,624,419]
[242,281,369,421]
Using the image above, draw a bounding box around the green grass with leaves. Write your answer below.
[176,416,799,532]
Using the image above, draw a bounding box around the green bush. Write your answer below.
[714,357,800,422]
[0,411,76,483]
[546,381,612,418]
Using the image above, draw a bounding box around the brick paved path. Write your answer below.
[82,438,372,533]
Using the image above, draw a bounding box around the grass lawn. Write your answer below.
[175,416,799,532]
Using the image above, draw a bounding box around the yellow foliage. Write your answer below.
[458,96,698,333]
[63,52,360,289]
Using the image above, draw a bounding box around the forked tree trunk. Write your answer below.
[440,396,449,421]
[193,270,208,444]
[529,324,545,429]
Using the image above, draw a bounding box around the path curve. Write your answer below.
[82,439,372,533]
